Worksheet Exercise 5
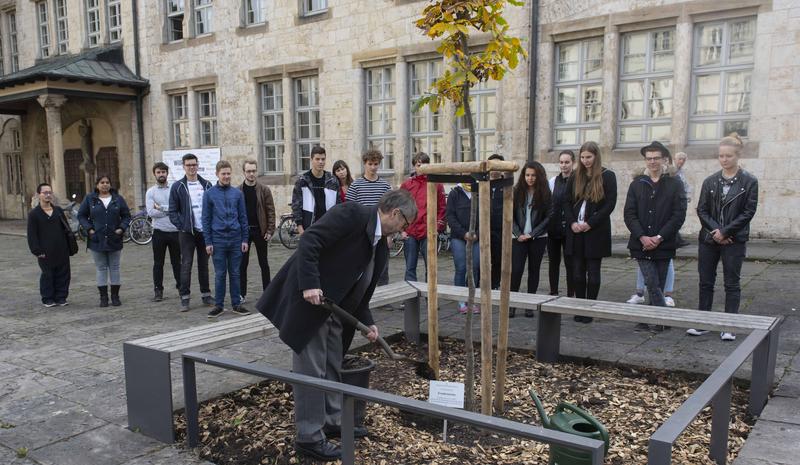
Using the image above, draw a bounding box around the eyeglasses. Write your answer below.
[398,210,411,231]
[184,163,198,168]
[40,192,53,196]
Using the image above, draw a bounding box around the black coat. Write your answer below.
[548,174,570,238]
[256,202,388,354]
[696,169,758,244]
[446,186,479,241]
[77,191,131,252]
[512,189,552,240]
[624,174,687,260]
[563,169,617,259]
[27,205,70,266]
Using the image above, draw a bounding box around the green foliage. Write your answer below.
[414,0,528,116]
[16,447,28,458]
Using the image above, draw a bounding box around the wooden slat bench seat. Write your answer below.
[124,280,421,444]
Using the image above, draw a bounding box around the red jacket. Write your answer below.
[401,174,446,240]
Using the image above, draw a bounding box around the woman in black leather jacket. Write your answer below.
[687,133,758,341]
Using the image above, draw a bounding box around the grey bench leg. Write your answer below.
[124,343,175,443]
[536,311,561,363]
[710,379,732,465]
[404,296,421,344]
[750,325,780,416]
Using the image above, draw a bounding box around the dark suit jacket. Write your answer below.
[563,168,618,259]
[256,202,388,353]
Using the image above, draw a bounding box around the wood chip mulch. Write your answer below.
[174,338,753,465]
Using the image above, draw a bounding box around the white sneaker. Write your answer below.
[626,294,645,304]
[240,295,247,303]
[721,332,736,341]
[686,328,710,336]
[664,296,675,307]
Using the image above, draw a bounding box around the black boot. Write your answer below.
[98,286,109,307]
[110,285,122,306]
[153,289,163,302]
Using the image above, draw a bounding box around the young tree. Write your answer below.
[415,0,527,413]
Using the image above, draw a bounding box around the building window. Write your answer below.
[302,0,327,16]
[55,0,69,54]
[36,2,51,58]
[108,0,122,42]
[198,90,218,147]
[167,0,184,42]
[617,29,674,146]
[366,67,395,170]
[85,0,101,47]
[194,0,213,36]
[294,76,320,172]
[171,93,189,148]
[260,81,284,173]
[8,12,19,73]
[409,60,443,168]
[244,0,266,25]
[553,38,603,147]
[5,153,22,195]
[457,80,497,161]
[690,17,755,142]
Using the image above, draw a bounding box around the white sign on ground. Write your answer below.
[161,148,221,184]
[428,381,465,409]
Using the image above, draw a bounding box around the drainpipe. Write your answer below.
[526,0,539,161]
[132,0,147,206]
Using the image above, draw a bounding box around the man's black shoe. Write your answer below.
[207,306,224,319]
[635,323,651,331]
[525,308,534,318]
[202,296,214,306]
[153,289,163,302]
[573,315,593,323]
[295,440,341,461]
[231,305,251,316]
[323,424,368,439]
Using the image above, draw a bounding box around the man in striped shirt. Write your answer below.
[346,149,392,285]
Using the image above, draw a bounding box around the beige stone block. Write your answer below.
[766,88,800,115]
[770,43,800,68]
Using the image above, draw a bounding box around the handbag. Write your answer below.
[60,213,79,256]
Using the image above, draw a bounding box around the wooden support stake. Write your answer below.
[478,180,493,415]
[426,182,440,379]
[494,183,513,413]
[417,160,518,175]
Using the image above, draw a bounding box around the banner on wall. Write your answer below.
[161,148,222,184]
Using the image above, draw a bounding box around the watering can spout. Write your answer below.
[529,389,551,429]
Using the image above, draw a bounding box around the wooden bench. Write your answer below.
[123,280,421,444]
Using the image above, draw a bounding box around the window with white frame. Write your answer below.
[409,60,443,168]
[85,0,101,47]
[8,12,19,73]
[108,0,122,42]
[198,90,218,147]
[54,0,69,54]
[244,0,266,25]
[457,80,497,161]
[5,153,22,195]
[260,81,284,173]
[170,93,189,148]
[553,38,603,147]
[36,2,51,58]
[617,29,674,146]
[366,66,395,170]
[302,0,327,16]
[194,0,213,36]
[294,76,320,172]
[690,17,755,142]
[167,0,184,41]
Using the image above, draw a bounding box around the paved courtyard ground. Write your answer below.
[0,225,798,465]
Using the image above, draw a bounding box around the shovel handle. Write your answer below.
[321,298,400,360]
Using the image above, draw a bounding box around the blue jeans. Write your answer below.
[637,259,670,307]
[403,236,427,282]
[451,238,480,288]
[212,241,243,308]
[636,259,674,293]
[90,250,121,286]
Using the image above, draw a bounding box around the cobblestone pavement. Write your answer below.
[0,229,797,464]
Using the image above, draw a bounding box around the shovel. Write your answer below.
[321,297,436,380]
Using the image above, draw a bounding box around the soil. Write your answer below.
[342,355,374,371]
[174,338,754,465]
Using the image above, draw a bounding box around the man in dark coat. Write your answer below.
[624,141,687,331]
[27,183,71,307]
[256,189,417,461]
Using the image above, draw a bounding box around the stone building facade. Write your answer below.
[0,0,797,238]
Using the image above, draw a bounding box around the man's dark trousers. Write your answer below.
[637,258,670,307]
[698,241,745,314]
[152,230,181,292]
[240,225,270,298]
[38,259,70,304]
[178,230,211,300]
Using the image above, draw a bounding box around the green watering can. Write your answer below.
[530,389,610,465]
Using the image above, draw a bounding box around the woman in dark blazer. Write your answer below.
[446,183,481,314]
[78,175,131,307]
[563,141,617,322]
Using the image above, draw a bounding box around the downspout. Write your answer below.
[132,0,147,206]
[526,0,539,161]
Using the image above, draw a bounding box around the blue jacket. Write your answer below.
[168,175,213,233]
[77,190,131,252]
[202,183,249,245]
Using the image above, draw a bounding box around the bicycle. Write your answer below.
[127,209,154,245]
[277,212,300,249]
[390,228,450,258]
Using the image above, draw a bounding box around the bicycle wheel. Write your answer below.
[129,216,154,245]
[390,234,404,257]
[278,216,300,249]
